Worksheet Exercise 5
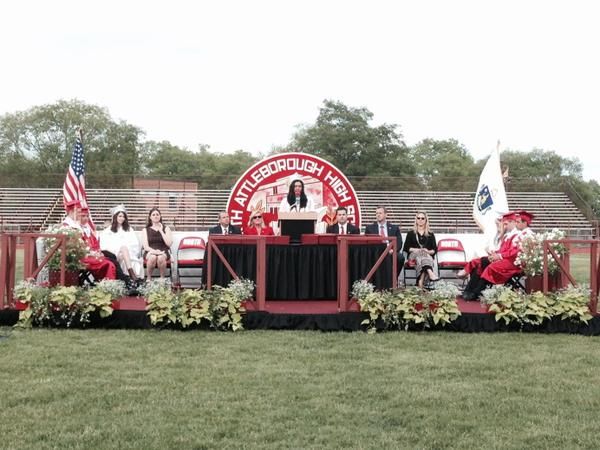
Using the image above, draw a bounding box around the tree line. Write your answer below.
[1,99,598,217]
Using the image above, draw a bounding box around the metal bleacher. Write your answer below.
[0,188,595,238]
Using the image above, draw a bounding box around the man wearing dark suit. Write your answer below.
[326,207,360,234]
[364,205,405,272]
[208,212,241,235]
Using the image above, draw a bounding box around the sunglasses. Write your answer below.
[253,215,262,219]
[416,216,426,220]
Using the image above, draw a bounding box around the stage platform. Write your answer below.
[1,296,599,334]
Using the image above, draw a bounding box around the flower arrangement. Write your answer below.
[351,279,375,300]
[143,278,251,330]
[13,279,125,328]
[138,278,173,298]
[351,280,461,332]
[514,229,567,277]
[43,225,88,271]
[428,281,460,301]
[481,283,592,327]
[227,278,255,302]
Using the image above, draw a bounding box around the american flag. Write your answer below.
[63,131,95,230]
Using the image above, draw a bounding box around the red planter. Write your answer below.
[15,300,28,310]
[48,270,79,287]
[525,274,565,293]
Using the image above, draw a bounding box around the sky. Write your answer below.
[1,0,599,181]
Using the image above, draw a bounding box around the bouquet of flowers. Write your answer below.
[515,229,567,277]
[43,225,88,271]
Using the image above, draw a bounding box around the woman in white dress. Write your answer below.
[100,204,142,280]
[278,179,315,212]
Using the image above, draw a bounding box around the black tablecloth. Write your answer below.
[206,244,394,300]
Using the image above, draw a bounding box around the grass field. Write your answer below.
[1,329,599,449]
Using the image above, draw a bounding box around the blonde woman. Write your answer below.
[244,209,274,235]
[402,211,438,289]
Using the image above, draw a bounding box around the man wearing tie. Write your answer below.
[208,212,241,235]
[326,207,359,234]
[364,205,405,273]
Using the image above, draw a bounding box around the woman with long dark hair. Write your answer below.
[100,204,142,280]
[278,179,315,212]
[141,207,173,280]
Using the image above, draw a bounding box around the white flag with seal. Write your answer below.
[473,145,509,238]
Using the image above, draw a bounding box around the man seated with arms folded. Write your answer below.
[364,205,405,270]
[462,210,534,300]
[326,206,359,235]
[209,211,241,235]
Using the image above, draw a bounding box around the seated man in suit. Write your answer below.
[208,211,242,235]
[326,206,359,234]
[364,205,405,271]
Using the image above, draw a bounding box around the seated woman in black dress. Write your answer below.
[141,207,173,280]
[402,211,439,289]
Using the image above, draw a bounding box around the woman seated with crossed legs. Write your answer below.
[402,211,439,289]
[142,207,173,280]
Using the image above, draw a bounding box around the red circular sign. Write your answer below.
[227,152,361,232]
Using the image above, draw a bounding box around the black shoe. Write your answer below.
[462,291,478,301]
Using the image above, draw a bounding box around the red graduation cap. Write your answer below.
[65,199,81,210]
[502,212,517,222]
[516,210,534,225]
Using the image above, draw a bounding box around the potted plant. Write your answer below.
[43,225,88,286]
[514,229,568,292]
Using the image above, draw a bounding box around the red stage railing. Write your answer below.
[3,232,598,316]
[337,235,397,312]
[542,239,600,314]
[206,234,397,312]
[206,235,271,311]
[0,232,68,309]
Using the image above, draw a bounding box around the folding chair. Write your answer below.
[403,257,419,286]
[176,236,206,289]
[79,270,96,287]
[436,238,467,285]
[506,273,526,292]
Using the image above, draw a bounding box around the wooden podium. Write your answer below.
[278,211,318,244]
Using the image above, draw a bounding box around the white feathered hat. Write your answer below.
[109,204,127,216]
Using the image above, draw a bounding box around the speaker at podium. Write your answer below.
[278,211,317,244]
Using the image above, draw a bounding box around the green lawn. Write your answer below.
[1,329,599,449]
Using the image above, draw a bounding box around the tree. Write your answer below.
[498,148,583,191]
[0,99,144,187]
[140,143,259,189]
[408,138,478,190]
[287,100,418,189]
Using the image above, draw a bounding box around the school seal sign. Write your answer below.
[227,152,361,232]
